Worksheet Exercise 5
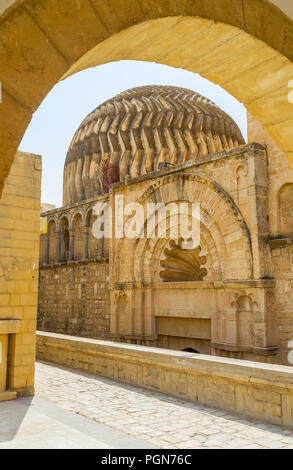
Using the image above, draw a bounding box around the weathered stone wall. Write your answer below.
[0,151,41,397]
[38,259,109,339]
[38,193,110,340]
[36,331,293,428]
[248,113,293,237]
[248,114,293,365]
[270,240,293,365]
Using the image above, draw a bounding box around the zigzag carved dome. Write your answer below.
[63,85,245,205]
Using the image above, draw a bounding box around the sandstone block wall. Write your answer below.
[0,151,41,396]
[270,240,293,365]
[248,114,293,365]
[38,259,109,339]
[247,113,293,237]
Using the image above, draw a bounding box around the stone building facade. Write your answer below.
[38,196,110,339]
[248,113,293,365]
[0,151,41,399]
[38,86,293,366]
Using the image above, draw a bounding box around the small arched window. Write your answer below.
[181,348,200,354]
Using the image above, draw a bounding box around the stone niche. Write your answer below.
[109,143,279,361]
[0,320,21,401]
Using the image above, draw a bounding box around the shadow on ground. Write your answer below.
[0,398,33,442]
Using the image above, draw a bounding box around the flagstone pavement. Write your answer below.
[1,360,293,449]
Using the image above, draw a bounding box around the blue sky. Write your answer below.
[19,60,247,207]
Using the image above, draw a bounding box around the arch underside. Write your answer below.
[0,0,293,197]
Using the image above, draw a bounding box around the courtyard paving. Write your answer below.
[1,360,293,449]
[31,360,293,449]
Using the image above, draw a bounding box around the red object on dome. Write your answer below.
[101,160,120,193]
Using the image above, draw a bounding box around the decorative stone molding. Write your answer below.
[160,240,207,282]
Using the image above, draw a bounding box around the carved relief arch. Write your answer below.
[69,207,86,230]
[47,215,58,226]
[56,213,70,232]
[132,172,253,283]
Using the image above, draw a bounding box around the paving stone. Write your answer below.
[254,439,286,449]
[34,361,293,450]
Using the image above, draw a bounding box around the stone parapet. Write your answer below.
[36,331,293,428]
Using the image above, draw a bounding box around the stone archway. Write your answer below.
[1,0,293,197]
[47,218,57,264]
[1,0,293,395]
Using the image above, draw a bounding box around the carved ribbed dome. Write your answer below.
[63,85,245,205]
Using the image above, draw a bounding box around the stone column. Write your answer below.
[44,234,49,264]
[98,236,104,258]
[56,230,61,262]
[83,227,89,259]
[69,229,74,261]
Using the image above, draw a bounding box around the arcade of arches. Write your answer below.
[1,0,293,398]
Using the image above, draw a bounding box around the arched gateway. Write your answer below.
[1,0,293,398]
